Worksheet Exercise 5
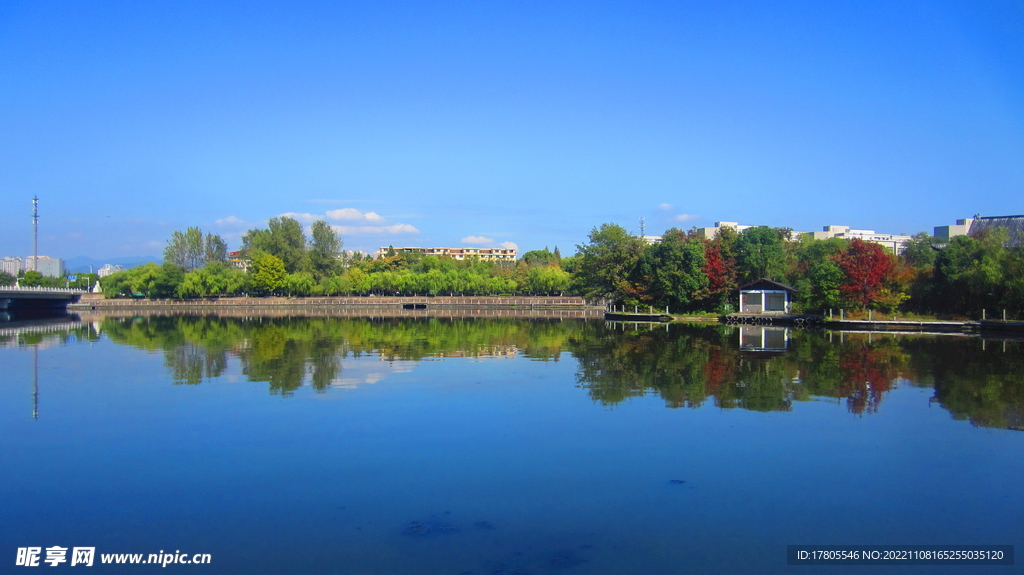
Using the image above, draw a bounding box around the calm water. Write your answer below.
[1,314,1022,574]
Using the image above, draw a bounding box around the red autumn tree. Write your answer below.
[699,234,737,310]
[833,238,892,308]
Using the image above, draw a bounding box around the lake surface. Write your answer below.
[2,314,1021,574]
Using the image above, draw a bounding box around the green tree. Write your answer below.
[308,220,342,280]
[736,226,787,283]
[250,253,287,295]
[901,232,939,269]
[242,217,309,273]
[933,228,1009,314]
[522,248,557,267]
[282,272,316,296]
[791,236,849,311]
[204,234,228,265]
[164,227,228,272]
[177,262,248,297]
[0,271,16,286]
[20,270,44,287]
[70,273,99,291]
[630,229,708,310]
[528,265,571,295]
[572,223,646,301]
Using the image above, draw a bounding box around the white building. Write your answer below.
[694,222,755,240]
[934,215,1024,247]
[25,256,65,278]
[810,225,913,254]
[97,264,124,278]
[1,257,23,276]
[934,218,974,241]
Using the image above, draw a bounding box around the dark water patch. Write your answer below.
[547,549,589,569]
[403,517,462,536]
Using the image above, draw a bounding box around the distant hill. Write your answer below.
[65,255,162,274]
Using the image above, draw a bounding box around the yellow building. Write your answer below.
[377,246,517,261]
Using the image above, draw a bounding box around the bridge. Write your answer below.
[0,286,84,312]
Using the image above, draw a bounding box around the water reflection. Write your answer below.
[739,325,789,354]
[95,315,575,395]
[12,313,1024,429]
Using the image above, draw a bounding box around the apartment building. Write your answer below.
[377,246,518,261]
[25,255,65,277]
[810,226,912,254]
[1,257,23,276]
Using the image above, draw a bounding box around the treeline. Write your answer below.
[98,215,1024,316]
[0,269,98,290]
[571,223,1024,316]
[101,216,571,299]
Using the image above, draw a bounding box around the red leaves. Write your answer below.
[833,238,892,308]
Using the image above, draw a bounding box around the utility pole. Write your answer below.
[31,196,39,272]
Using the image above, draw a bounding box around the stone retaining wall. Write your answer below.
[71,295,595,310]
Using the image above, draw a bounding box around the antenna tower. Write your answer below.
[32,196,39,272]
[639,217,646,238]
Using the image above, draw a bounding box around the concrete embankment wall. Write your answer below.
[69,296,601,318]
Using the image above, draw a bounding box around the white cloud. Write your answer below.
[674,214,700,222]
[658,203,674,211]
[461,235,494,244]
[274,208,416,235]
[215,215,245,226]
[325,208,364,220]
[279,212,320,223]
[324,208,386,222]
[330,224,420,235]
[500,241,518,250]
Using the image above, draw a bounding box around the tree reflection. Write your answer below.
[571,324,941,417]
[97,315,584,396]
[902,337,1024,430]
[89,314,1024,428]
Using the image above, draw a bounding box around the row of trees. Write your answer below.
[102,216,572,298]
[99,215,1024,316]
[572,222,1024,316]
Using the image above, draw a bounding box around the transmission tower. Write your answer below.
[32,196,39,272]
[639,217,646,238]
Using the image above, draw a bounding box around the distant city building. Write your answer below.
[809,225,913,255]
[97,264,124,278]
[694,222,755,240]
[639,235,662,244]
[934,218,974,242]
[935,215,1024,247]
[25,256,65,277]
[377,246,517,261]
[227,251,248,271]
[1,257,23,276]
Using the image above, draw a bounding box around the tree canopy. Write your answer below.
[164,227,227,272]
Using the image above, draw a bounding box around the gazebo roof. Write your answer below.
[738,278,798,293]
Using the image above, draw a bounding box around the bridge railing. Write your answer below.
[0,286,87,294]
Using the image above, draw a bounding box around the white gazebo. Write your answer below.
[738,279,797,314]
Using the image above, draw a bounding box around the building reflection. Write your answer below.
[738,326,790,354]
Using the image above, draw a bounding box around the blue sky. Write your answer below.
[1,0,1022,260]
